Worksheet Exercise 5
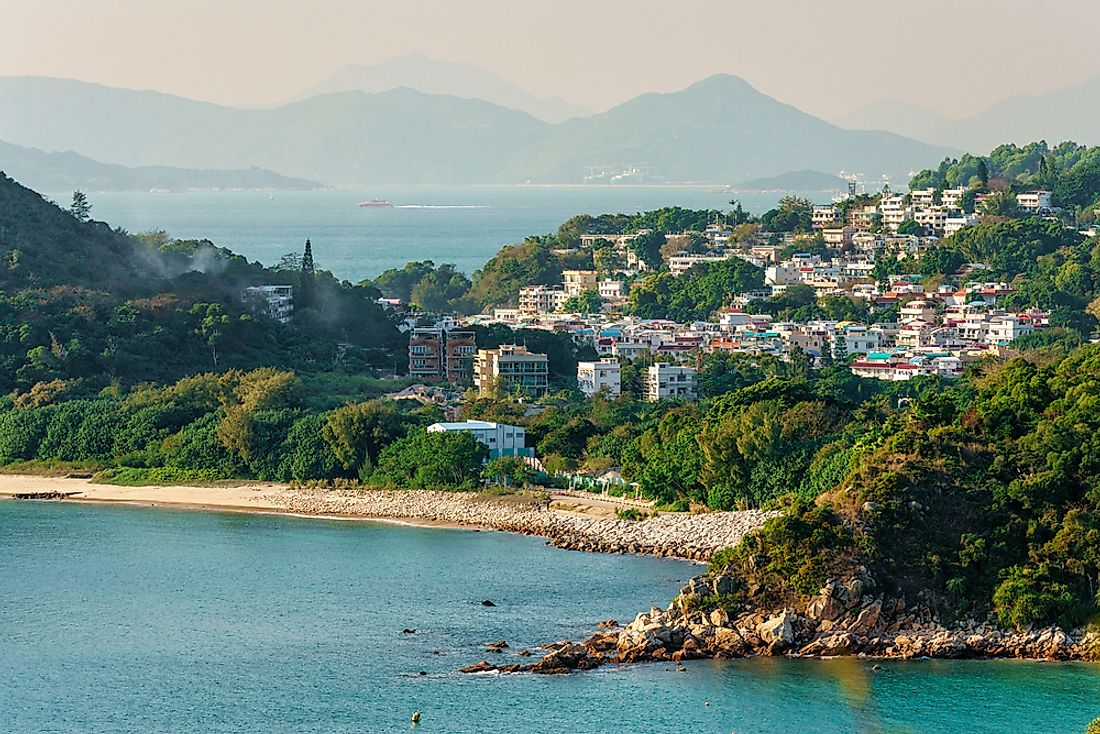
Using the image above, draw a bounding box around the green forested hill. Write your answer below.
[0,174,401,396]
[0,173,153,292]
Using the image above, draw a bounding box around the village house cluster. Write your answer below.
[387,185,1074,398]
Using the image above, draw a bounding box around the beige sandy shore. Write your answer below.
[0,474,774,560]
[0,475,474,529]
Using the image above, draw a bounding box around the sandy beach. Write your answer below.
[0,474,774,561]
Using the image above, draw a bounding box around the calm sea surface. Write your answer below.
[61,186,793,281]
[2,500,1098,734]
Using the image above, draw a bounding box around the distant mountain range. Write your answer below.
[293,52,591,124]
[0,74,956,186]
[0,140,323,192]
[835,74,1100,151]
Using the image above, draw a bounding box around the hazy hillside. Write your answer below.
[0,172,158,292]
[502,75,957,183]
[833,100,954,146]
[0,74,954,185]
[837,75,1100,151]
[294,52,590,123]
[0,140,323,192]
[731,169,848,193]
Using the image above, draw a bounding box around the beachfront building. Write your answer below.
[408,327,477,384]
[427,420,531,458]
[241,285,294,323]
[474,344,549,397]
[577,359,622,398]
[643,363,697,402]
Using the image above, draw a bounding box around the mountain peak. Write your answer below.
[293,54,590,123]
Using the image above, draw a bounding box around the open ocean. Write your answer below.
[2,501,1099,734]
[60,186,796,281]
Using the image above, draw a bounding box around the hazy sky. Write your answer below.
[5,0,1100,119]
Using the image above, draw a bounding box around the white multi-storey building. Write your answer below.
[941,187,970,209]
[427,421,529,458]
[474,345,549,396]
[518,285,569,314]
[643,364,697,402]
[1016,191,1054,213]
[812,205,841,229]
[577,360,622,397]
[880,194,912,233]
[944,214,980,237]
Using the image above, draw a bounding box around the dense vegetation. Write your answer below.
[909,140,1100,223]
[367,206,755,313]
[0,174,403,399]
[714,345,1100,631]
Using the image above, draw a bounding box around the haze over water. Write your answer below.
[3,501,1098,734]
[70,187,793,281]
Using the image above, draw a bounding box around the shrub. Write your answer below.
[94,466,224,486]
[992,567,1084,630]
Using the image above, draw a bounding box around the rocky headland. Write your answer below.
[463,568,1099,674]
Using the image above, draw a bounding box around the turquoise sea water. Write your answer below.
[63,187,791,281]
[2,501,1098,734]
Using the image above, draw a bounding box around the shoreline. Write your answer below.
[0,474,772,561]
[492,572,1100,674]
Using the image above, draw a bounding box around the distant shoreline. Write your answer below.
[0,474,771,561]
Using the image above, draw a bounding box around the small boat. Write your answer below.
[358,199,394,208]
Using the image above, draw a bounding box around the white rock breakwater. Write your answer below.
[254,488,774,561]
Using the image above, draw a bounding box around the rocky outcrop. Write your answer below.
[255,487,774,561]
[468,570,1098,674]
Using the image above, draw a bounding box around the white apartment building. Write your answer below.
[765,261,803,286]
[880,194,912,232]
[427,421,529,459]
[812,205,841,229]
[474,345,549,396]
[944,214,980,237]
[986,314,1035,344]
[644,363,697,402]
[833,324,883,357]
[518,285,569,314]
[909,188,937,207]
[913,207,947,234]
[941,187,970,209]
[668,253,731,277]
[1016,191,1054,213]
[598,280,627,300]
[577,360,622,397]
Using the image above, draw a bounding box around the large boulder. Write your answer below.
[798,631,860,656]
[846,599,883,637]
[758,610,796,648]
[530,643,595,674]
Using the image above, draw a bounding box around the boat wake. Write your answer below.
[394,204,489,209]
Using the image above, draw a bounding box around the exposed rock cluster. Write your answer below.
[463,569,1098,674]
